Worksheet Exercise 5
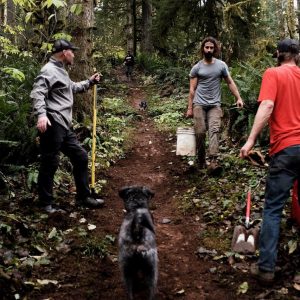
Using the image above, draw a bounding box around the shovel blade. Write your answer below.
[231,225,259,254]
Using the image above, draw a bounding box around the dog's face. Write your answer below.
[119,186,154,212]
[118,186,158,299]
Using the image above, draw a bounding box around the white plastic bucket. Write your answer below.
[176,127,196,156]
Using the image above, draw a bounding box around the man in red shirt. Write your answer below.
[240,38,300,284]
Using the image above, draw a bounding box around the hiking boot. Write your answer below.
[250,263,275,285]
[42,205,66,214]
[77,196,105,208]
[207,159,222,176]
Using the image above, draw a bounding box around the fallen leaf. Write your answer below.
[79,218,87,223]
[175,289,185,295]
[288,240,297,254]
[36,279,58,285]
[87,224,96,230]
[48,227,57,239]
[197,247,217,256]
[69,212,78,218]
[237,282,248,294]
[278,287,288,295]
[161,218,171,224]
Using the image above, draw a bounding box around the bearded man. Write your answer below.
[186,36,244,174]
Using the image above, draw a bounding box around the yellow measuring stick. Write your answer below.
[91,83,97,192]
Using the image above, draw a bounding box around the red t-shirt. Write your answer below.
[258,65,300,155]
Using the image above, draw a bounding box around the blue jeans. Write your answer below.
[258,145,300,272]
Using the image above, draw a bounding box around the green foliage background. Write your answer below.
[0,0,297,167]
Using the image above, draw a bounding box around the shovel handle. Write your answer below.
[245,191,251,228]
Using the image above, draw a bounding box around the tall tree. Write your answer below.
[276,0,286,38]
[0,0,15,25]
[298,0,300,39]
[126,0,136,54]
[141,0,153,53]
[286,0,297,38]
[68,0,95,121]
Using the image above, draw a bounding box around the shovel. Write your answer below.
[231,190,259,254]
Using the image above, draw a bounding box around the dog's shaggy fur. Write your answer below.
[139,100,148,110]
[118,186,158,300]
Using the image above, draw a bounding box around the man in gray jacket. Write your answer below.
[31,39,104,213]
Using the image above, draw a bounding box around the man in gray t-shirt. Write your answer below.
[186,37,244,174]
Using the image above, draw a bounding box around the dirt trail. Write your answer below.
[93,83,240,299]
[29,79,248,300]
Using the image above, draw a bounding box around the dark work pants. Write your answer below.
[125,65,133,77]
[193,105,222,162]
[38,120,90,205]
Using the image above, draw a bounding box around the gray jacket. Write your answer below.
[30,57,91,129]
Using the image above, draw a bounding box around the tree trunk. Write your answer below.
[276,0,286,38]
[297,0,300,39]
[286,0,296,38]
[126,0,136,55]
[141,0,153,54]
[6,0,15,25]
[68,0,95,122]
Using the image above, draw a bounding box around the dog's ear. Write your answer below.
[119,186,132,200]
[142,186,154,199]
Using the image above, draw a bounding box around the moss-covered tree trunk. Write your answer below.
[276,0,286,38]
[68,0,95,122]
[141,0,153,54]
[126,0,136,54]
[298,0,300,39]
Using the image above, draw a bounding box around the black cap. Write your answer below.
[52,39,79,54]
[277,38,299,53]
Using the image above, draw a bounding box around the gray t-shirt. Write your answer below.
[189,59,229,106]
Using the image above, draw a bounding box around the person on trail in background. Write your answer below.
[123,50,135,80]
[186,36,244,175]
[30,39,105,214]
[240,38,300,285]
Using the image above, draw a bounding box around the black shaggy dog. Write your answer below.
[139,100,148,110]
[118,186,158,300]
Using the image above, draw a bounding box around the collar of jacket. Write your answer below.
[49,56,64,68]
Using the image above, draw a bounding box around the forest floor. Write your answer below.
[28,73,247,300]
[2,68,300,300]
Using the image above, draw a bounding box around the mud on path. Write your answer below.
[28,80,250,300]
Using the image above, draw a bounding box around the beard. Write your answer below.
[204,52,213,60]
